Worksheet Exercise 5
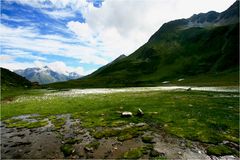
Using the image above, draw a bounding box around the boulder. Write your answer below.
[121,112,133,117]
[186,87,191,91]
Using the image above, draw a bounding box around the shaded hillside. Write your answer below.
[1,67,32,90]
[48,1,239,88]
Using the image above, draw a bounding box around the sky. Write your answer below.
[0,0,235,75]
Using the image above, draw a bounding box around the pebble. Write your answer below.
[178,151,182,155]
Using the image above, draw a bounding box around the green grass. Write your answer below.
[207,145,237,156]
[1,90,239,146]
[1,89,47,101]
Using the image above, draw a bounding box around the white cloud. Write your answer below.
[0,55,15,61]
[0,61,35,71]
[1,14,30,22]
[3,49,46,61]
[67,21,95,43]
[0,24,108,65]
[42,9,75,19]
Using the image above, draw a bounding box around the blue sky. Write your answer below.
[0,0,235,75]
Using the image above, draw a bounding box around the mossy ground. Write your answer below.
[85,140,100,150]
[142,135,154,143]
[93,124,148,140]
[123,147,143,159]
[60,144,74,157]
[4,118,48,129]
[49,115,66,129]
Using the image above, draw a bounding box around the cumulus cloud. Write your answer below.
[67,21,96,44]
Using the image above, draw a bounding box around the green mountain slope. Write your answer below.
[1,67,32,91]
[48,1,239,88]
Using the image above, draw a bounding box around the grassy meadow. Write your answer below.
[1,88,239,157]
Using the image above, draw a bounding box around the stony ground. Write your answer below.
[1,114,238,159]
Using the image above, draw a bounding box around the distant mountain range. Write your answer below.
[14,66,81,84]
[47,1,239,88]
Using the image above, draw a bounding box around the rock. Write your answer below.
[84,146,93,152]
[137,108,144,117]
[150,149,165,157]
[135,123,147,127]
[186,88,191,91]
[162,81,170,84]
[180,142,186,147]
[178,151,182,155]
[121,112,133,117]
[219,155,236,160]
[178,78,184,82]
[222,141,239,150]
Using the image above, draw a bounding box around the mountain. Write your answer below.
[1,67,32,91]
[15,66,81,84]
[48,1,239,88]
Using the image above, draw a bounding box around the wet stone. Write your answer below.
[150,149,165,157]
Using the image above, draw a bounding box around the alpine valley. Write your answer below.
[1,1,239,160]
